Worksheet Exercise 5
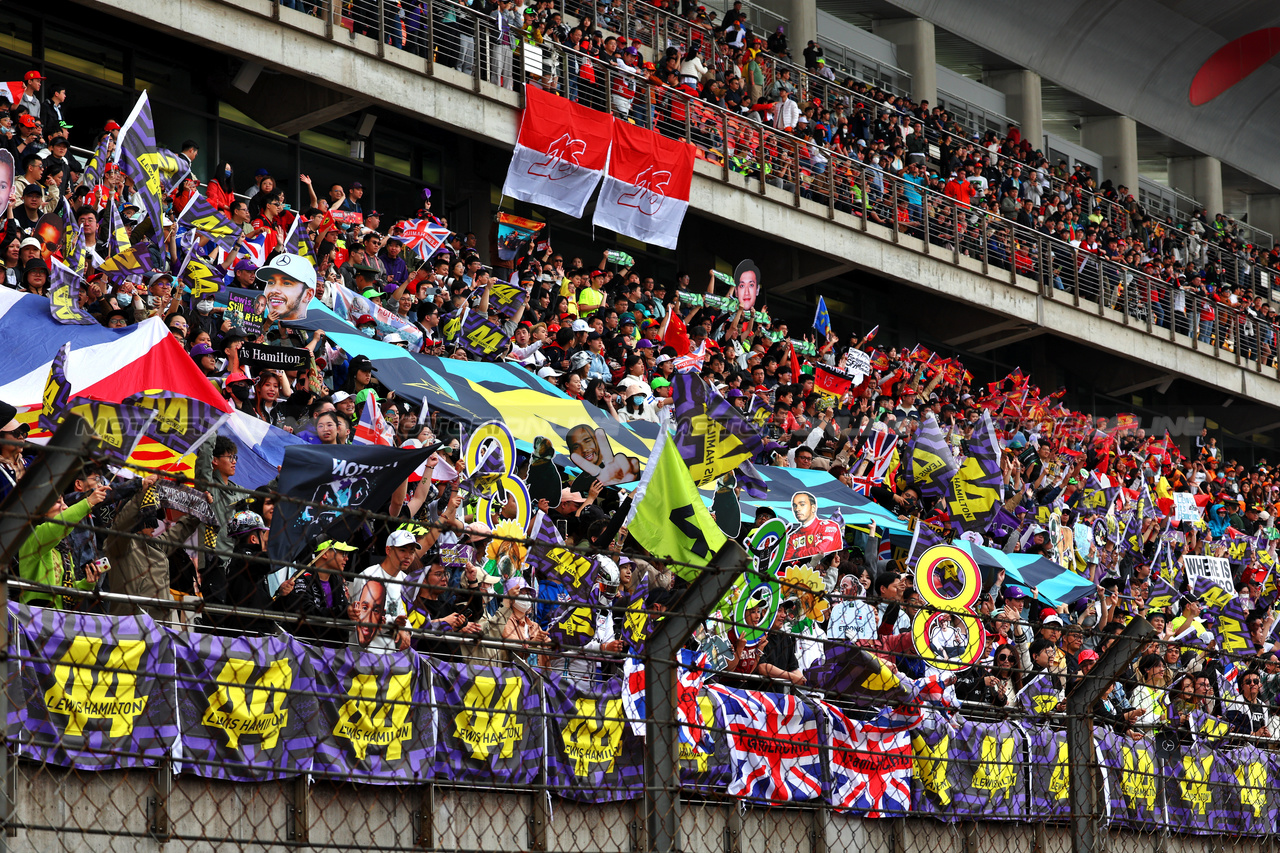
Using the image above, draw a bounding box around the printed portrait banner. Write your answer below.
[1164,739,1234,835]
[268,443,433,564]
[429,659,544,786]
[1024,724,1071,820]
[309,645,434,785]
[226,288,268,336]
[1218,743,1280,836]
[911,716,1025,821]
[1098,729,1162,831]
[172,632,319,781]
[12,604,176,771]
[544,673,644,802]
[330,286,424,352]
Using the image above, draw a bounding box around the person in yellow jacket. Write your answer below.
[18,481,110,608]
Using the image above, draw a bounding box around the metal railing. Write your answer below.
[225,0,1280,382]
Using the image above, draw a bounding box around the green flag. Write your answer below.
[624,427,727,581]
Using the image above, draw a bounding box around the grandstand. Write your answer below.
[0,1,1278,852]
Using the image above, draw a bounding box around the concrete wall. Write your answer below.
[70,0,1280,411]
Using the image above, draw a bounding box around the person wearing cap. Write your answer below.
[348,529,423,653]
[19,70,42,119]
[273,539,356,644]
[13,181,44,232]
[255,253,317,322]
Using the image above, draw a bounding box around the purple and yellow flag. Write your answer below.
[116,92,186,262]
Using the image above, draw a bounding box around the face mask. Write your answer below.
[512,598,532,614]
[360,326,376,337]
[229,384,251,404]
[196,300,215,314]
[116,292,133,307]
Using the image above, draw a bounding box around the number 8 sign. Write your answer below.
[910,544,987,671]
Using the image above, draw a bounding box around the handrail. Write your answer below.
[189,0,1280,383]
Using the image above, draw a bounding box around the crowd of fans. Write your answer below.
[0,64,1279,753]
[328,0,1280,356]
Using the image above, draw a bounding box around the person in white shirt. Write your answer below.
[347,529,421,653]
[773,90,800,133]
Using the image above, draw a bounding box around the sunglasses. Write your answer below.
[995,654,1013,662]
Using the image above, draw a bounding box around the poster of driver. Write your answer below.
[782,490,844,561]
[566,424,642,487]
[732,259,761,312]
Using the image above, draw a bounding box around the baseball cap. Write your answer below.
[1077,650,1099,664]
[570,351,592,370]
[571,319,591,332]
[349,355,377,372]
[655,354,672,365]
[146,271,173,286]
[190,343,215,356]
[104,120,121,131]
[21,182,42,196]
[1002,586,1026,599]
[350,181,363,189]
[386,529,422,550]
[1041,613,1064,627]
[316,539,358,553]
[651,377,672,390]
[255,253,317,291]
[233,258,257,272]
[23,70,42,82]
[18,237,40,250]
[331,390,352,404]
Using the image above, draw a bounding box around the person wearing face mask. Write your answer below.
[190,295,225,339]
[496,577,550,666]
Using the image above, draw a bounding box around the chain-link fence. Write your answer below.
[0,421,1276,852]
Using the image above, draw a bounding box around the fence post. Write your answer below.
[952,205,961,265]
[425,0,435,75]
[922,195,931,254]
[891,185,900,244]
[472,15,483,93]
[0,415,101,843]
[792,137,801,208]
[757,130,767,196]
[1067,617,1154,853]
[859,171,869,231]
[645,542,747,853]
[1071,248,1080,307]
[377,0,386,57]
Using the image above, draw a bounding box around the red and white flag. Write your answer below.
[592,120,694,250]
[0,82,23,106]
[502,86,611,218]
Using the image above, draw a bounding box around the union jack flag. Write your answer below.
[354,397,392,446]
[711,685,823,802]
[849,429,898,495]
[621,650,710,740]
[822,701,913,816]
[399,219,452,259]
[240,232,267,268]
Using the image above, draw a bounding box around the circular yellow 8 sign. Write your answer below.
[463,421,532,533]
[909,544,987,671]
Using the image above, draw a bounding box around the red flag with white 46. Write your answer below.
[502,86,611,218]
[592,120,694,250]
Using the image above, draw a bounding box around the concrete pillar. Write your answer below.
[786,0,817,56]
[985,69,1042,150]
[1168,155,1224,218]
[1247,194,1280,246]
[1079,115,1138,198]
[872,17,937,107]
